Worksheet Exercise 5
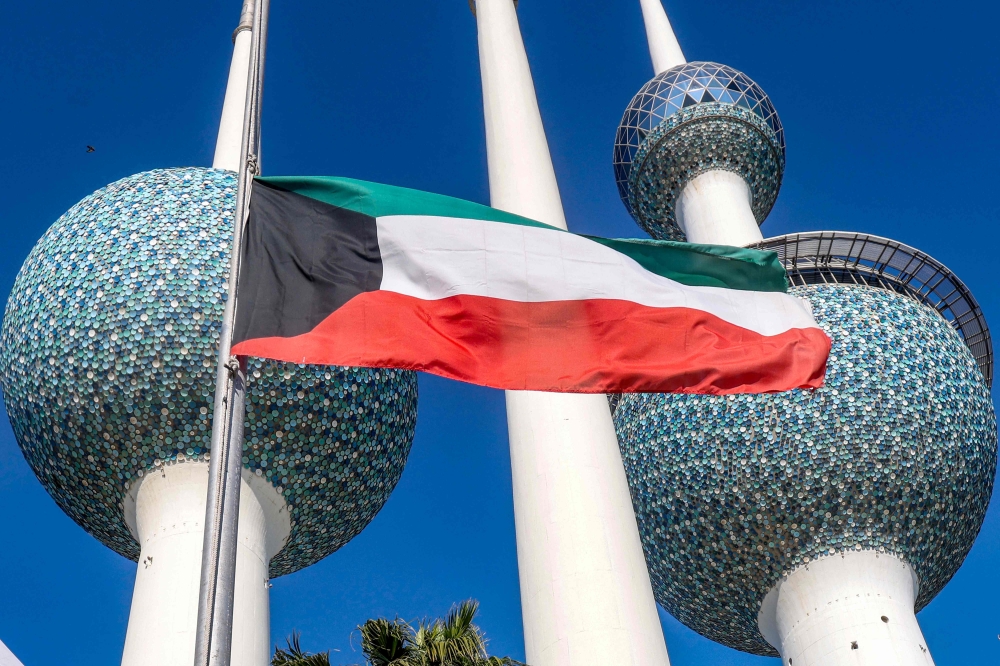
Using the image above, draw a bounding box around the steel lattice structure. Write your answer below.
[754,231,993,386]
[614,61,784,240]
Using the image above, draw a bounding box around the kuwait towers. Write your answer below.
[0,2,418,665]
[612,2,996,666]
[470,2,671,666]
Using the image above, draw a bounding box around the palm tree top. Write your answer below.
[273,600,525,666]
[272,631,331,666]
[360,600,526,666]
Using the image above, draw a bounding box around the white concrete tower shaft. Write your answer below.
[213,0,255,171]
[473,2,671,665]
[758,552,936,666]
[120,462,290,666]
[639,0,762,246]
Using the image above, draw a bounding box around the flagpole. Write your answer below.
[194,0,269,665]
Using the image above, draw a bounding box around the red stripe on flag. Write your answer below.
[232,291,830,395]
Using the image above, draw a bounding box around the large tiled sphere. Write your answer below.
[614,285,996,655]
[614,62,785,240]
[0,167,418,577]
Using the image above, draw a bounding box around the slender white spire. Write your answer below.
[0,639,23,666]
[474,3,672,666]
[639,0,686,74]
[213,0,255,171]
[475,0,565,228]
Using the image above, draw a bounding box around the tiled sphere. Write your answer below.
[614,62,785,240]
[614,285,996,655]
[0,167,418,578]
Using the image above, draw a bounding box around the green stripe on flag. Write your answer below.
[587,236,789,292]
[256,176,552,229]
[255,176,788,293]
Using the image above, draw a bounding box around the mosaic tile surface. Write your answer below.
[614,62,785,240]
[0,167,418,577]
[614,285,996,654]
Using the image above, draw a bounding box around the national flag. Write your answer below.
[231,177,830,395]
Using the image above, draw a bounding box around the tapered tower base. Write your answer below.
[758,551,935,666]
[120,460,290,666]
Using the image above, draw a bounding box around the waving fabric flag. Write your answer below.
[231,177,830,395]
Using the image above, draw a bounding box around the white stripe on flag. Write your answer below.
[375,215,817,338]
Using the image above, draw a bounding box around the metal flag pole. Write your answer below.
[193,0,270,664]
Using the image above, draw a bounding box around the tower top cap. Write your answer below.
[469,0,518,16]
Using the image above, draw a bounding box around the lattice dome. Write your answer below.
[0,167,418,577]
[614,61,785,240]
[613,281,996,654]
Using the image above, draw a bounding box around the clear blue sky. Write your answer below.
[1,0,998,664]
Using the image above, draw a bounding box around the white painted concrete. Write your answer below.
[212,20,253,171]
[476,0,566,231]
[758,551,936,666]
[675,170,763,246]
[639,0,686,74]
[475,2,671,665]
[120,460,290,666]
[0,639,23,666]
[505,392,673,666]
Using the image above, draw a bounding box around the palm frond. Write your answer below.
[272,632,331,666]
[478,657,526,666]
[443,600,479,639]
[418,600,491,665]
[359,600,528,666]
[359,617,420,666]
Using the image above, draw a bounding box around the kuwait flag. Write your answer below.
[231,177,830,395]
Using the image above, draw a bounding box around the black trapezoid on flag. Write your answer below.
[233,180,383,345]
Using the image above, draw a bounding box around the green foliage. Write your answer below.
[275,600,523,666]
[359,618,420,666]
[272,631,331,666]
[358,600,525,666]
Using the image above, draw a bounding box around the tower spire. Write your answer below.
[473,2,672,666]
[475,0,564,228]
[638,0,685,74]
[213,0,255,171]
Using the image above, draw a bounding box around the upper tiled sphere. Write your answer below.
[614,62,785,240]
[0,168,418,577]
